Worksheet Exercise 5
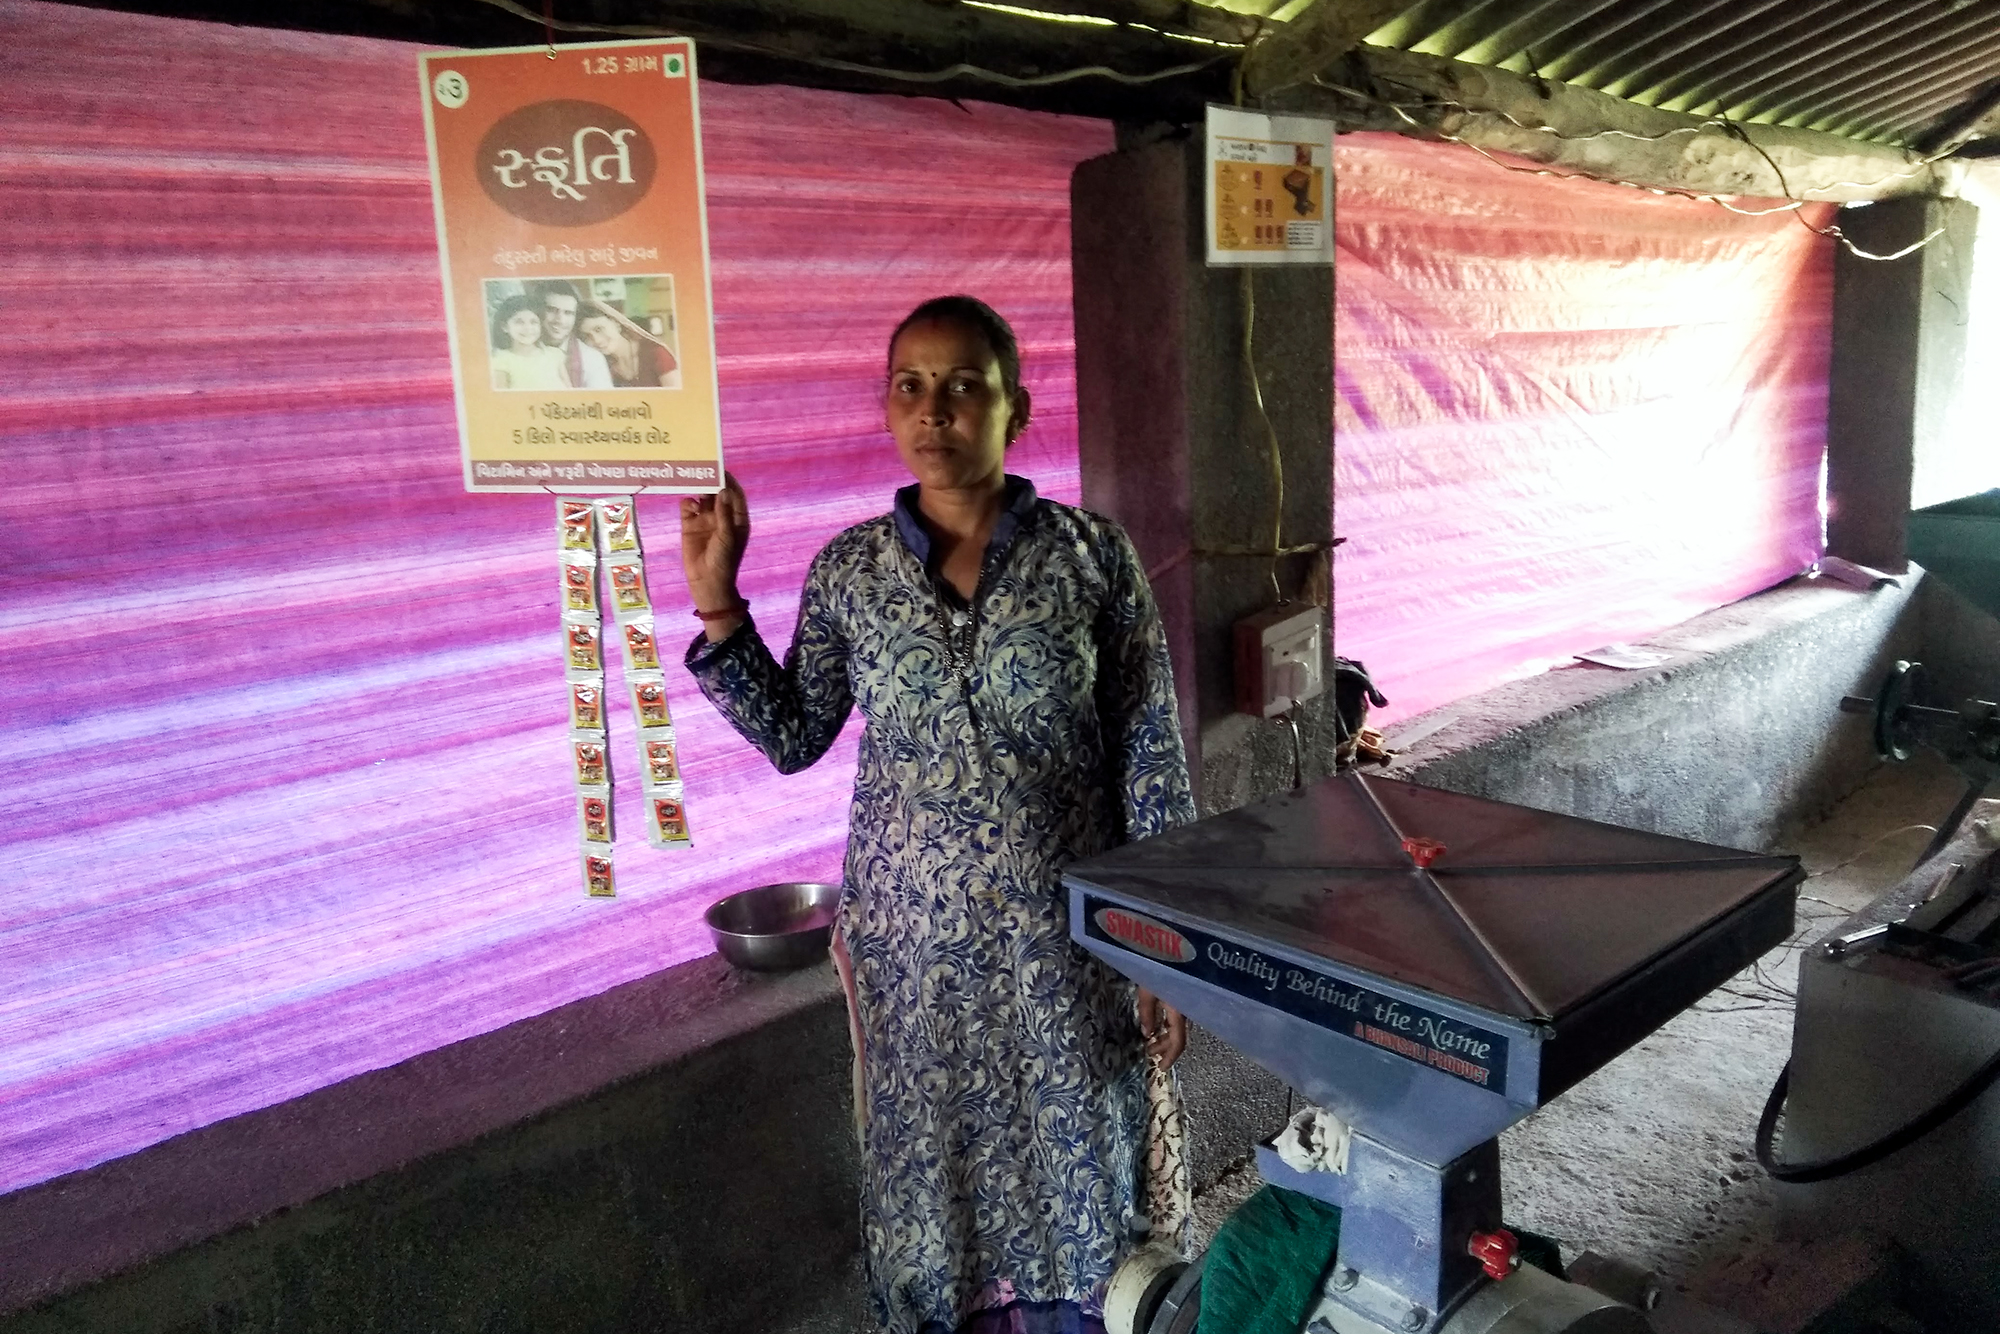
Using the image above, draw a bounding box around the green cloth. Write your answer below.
[1195,1186,1566,1334]
[1196,1186,1342,1334]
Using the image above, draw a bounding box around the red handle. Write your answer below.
[1467,1228,1518,1281]
[1401,837,1447,869]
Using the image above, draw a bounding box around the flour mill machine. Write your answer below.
[1065,771,1803,1334]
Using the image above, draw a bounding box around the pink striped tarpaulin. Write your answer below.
[0,0,1107,1194]
[1331,132,1832,726]
[1,2,1838,1200]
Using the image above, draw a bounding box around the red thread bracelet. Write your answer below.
[694,602,748,621]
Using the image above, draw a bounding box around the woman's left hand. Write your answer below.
[1136,988,1187,1068]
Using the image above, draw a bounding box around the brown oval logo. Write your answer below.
[477,100,656,226]
[1094,906,1196,965]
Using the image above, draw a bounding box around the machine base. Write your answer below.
[1109,1233,1653,1334]
[1419,1265,1651,1334]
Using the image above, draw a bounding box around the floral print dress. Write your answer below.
[686,476,1195,1334]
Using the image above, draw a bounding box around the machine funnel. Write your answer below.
[1066,772,1801,1167]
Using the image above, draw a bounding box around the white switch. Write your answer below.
[1234,605,1326,718]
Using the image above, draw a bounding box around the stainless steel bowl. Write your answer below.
[705,882,841,971]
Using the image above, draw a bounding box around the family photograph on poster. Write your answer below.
[484,275,682,392]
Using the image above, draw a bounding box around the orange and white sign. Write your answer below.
[419,40,723,494]
[1205,105,1334,266]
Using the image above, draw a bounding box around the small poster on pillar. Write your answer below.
[1205,105,1335,267]
[419,39,723,494]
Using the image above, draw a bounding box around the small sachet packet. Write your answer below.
[578,786,613,845]
[638,732,680,788]
[621,616,661,672]
[563,613,603,672]
[596,497,641,555]
[557,497,597,552]
[629,672,674,730]
[571,731,610,786]
[560,550,598,613]
[605,553,651,619]
[646,788,692,849]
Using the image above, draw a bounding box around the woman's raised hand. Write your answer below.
[680,471,750,641]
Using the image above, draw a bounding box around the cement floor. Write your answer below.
[1190,751,1983,1306]
[796,756,1985,1334]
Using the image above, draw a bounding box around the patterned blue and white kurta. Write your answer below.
[686,476,1195,1334]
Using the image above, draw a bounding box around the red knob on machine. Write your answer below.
[1401,837,1447,868]
[1467,1229,1519,1281]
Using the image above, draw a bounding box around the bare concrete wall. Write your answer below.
[1919,573,2000,708]
[1826,198,1980,573]
[1,952,1278,1334]
[2,957,867,1334]
[1385,575,1927,853]
[1071,136,1340,818]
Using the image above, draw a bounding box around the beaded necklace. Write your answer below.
[935,591,979,683]
[932,551,1000,738]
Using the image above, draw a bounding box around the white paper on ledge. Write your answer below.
[1575,643,1674,670]
[1816,556,1903,589]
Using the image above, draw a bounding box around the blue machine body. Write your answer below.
[1065,771,1801,1330]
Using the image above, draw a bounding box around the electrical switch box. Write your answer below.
[1234,604,1325,718]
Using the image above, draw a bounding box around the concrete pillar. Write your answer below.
[1825,196,1978,571]
[1071,135,1335,815]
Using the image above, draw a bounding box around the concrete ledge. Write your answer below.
[0,952,852,1326]
[19,572,1982,1330]
[1,929,1278,1333]
[1382,574,1926,851]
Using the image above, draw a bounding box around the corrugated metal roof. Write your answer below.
[1178,0,2000,149]
[1350,0,2000,148]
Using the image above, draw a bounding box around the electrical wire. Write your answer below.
[1230,35,1299,606]
[1756,1049,2000,1183]
[1746,818,1999,1180]
[1802,822,1939,878]
[1285,710,1304,789]
[1386,101,1941,261]
[1313,75,1961,192]
[1240,268,1286,604]
[1226,50,1310,745]
[1311,74,1953,262]
[1690,826,1941,1013]
[467,0,1232,87]
[1721,122,1947,261]
[1386,101,1813,220]
[1142,540,1332,584]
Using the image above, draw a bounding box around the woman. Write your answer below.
[487,293,569,391]
[680,296,1193,1334]
[576,303,678,388]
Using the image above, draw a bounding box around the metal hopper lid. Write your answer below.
[1069,772,1800,1022]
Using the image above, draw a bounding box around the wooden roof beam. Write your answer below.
[1240,0,1408,100]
